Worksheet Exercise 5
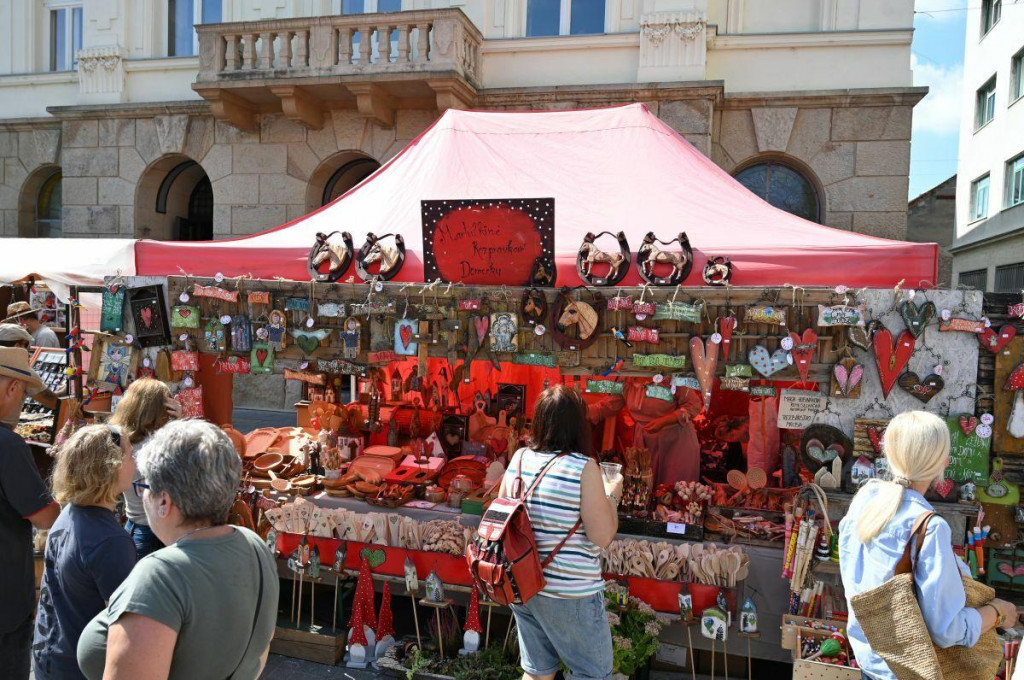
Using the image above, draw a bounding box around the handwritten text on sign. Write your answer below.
[777,389,828,429]
[944,415,990,484]
[421,199,555,285]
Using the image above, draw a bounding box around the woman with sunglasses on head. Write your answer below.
[108,378,179,558]
[32,425,137,680]
[78,420,279,680]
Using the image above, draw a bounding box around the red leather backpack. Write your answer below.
[466,451,581,605]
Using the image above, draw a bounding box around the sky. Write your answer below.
[908,0,968,199]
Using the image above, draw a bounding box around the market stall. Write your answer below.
[9,105,1020,678]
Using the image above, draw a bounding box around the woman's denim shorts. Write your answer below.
[510,590,613,680]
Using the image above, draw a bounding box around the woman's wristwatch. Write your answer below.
[606,492,620,505]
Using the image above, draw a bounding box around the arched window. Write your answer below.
[322,158,380,206]
[36,171,63,238]
[733,160,820,223]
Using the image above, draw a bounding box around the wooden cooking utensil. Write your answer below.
[268,469,292,493]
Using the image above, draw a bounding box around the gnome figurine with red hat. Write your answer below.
[459,587,484,655]
[374,582,397,664]
[345,557,377,668]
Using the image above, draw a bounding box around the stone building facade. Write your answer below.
[0,0,924,245]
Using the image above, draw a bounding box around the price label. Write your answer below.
[666,522,688,536]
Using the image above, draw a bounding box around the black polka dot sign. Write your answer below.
[421,198,556,286]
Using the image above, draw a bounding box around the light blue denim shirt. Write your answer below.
[838,484,982,680]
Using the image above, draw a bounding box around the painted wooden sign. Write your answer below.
[944,414,990,484]
[632,354,687,369]
[421,198,555,285]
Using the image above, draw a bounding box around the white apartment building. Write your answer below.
[950,0,1024,291]
[0,0,924,245]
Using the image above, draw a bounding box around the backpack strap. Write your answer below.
[516,450,585,570]
[894,511,935,576]
[516,449,563,502]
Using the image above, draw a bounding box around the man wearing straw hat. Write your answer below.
[0,324,61,411]
[0,346,60,678]
[5,301,60,349]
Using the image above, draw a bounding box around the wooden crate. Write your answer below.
[270,624,345,665]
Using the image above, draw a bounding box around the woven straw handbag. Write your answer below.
[850,512,1002,680]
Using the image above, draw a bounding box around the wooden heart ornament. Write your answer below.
[689,335,720,411]
[748,345,789,378]
[800,424,852,473]
[867,425,886,455]
[872,328,916,398]
[897,371,944,403]
[849,319,884,351]
[718,316,736,359]
[831,357,864,398]
[900,300,935,339]
[788,329,818,382]
[359,547,386,568]
[978,324,1017,354]
[959,415,978,436]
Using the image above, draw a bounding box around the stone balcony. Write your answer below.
[194,9,481,131]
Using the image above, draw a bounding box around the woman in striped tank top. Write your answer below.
[498,385,622,680]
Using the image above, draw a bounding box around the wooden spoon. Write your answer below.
[268,469,292,493]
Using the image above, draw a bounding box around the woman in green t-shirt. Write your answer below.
[77,420,279,680]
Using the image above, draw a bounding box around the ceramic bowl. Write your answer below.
[253,452,284,472]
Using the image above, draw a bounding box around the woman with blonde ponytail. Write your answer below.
[839,411,1017,679]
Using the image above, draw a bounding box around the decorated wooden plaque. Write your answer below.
[853,418,889,459]
[421,198,555,285]
[944,414,990,484]
[994,337,1024,454]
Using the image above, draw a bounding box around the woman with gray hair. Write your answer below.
[76,420,279,680]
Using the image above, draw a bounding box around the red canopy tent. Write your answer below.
[136,104,936,287]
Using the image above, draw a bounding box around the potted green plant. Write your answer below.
[604,582,665,680]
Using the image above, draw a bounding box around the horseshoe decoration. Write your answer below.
[576,231,631,287]
[520,288,548,326]
[550,287,605,351]
[355,232,406,281]
[306,231,354,283]
[702,257,732,286]
[636,232,693,286]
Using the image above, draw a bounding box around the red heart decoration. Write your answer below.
[978,324,1017,354]
[789,329,818,382]
[931,478,955,500]
[473,316,490,344]
[872,328,916,398]
[256,349,268,365]
[959,415,978,436]
[867,426,885,455]
[178,308,191,318]
[718,316,736,357]
[140,306,154,328]
[399,323,413,350]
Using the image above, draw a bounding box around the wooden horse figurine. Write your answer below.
[637,231,692,285]
[702,257,733,286]
[576,231,631,286]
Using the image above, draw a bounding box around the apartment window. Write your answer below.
[958,269,987,291]
[1009,154,1024,208]
[982,0,1001,36]
[1013,47,1024,104]
[169,0,222,57]
[996,263,1024,292]
[49,6,83,72]
[971,175,991,221]
[342,0,400,13]
[977,77,997,129]
[527,0,606,37]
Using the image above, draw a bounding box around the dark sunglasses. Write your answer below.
[107,426,122,448]
[132,480,150,496]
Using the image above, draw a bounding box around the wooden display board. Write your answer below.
[164,277,851,381]
[993,336,1024,455]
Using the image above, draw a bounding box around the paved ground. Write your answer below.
[260,655,383,679]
